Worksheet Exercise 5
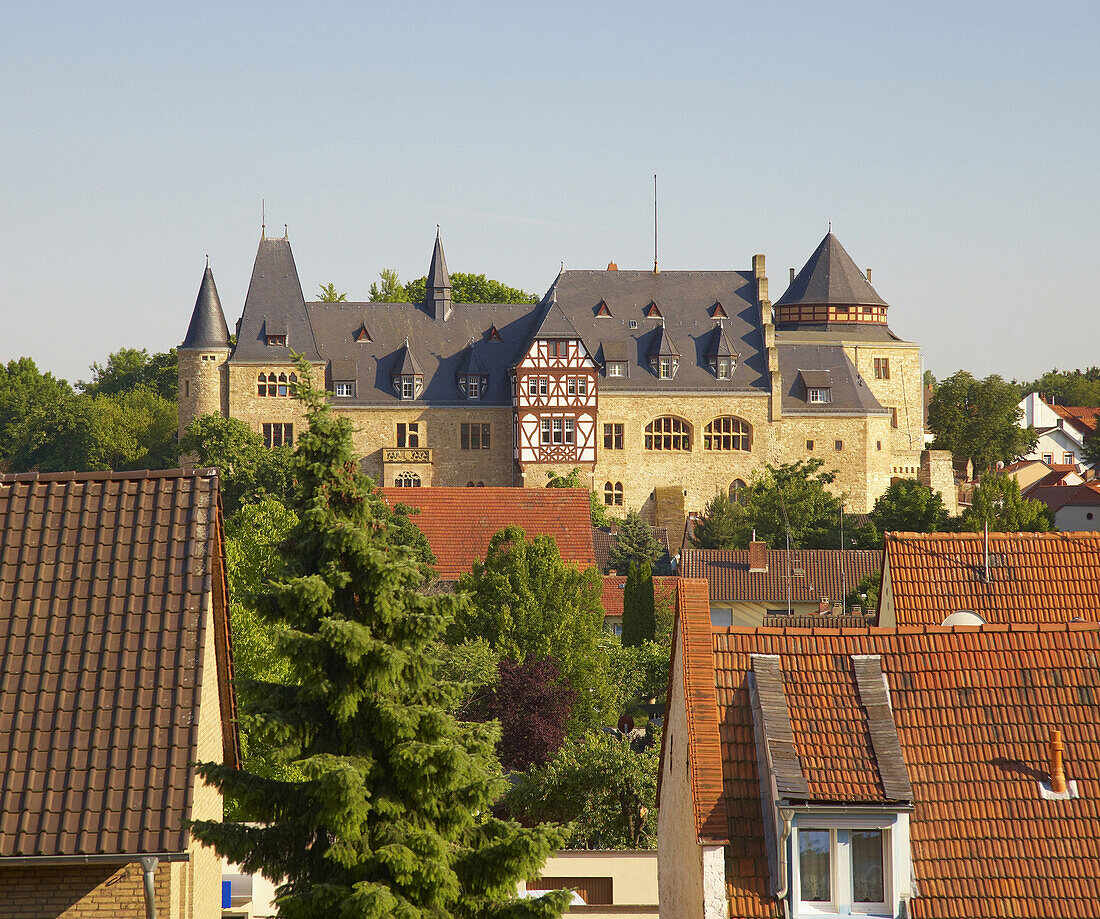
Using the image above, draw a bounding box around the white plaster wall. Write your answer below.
[702,845,729,919]
[658,637,707,919]
[1055,506,1100,531]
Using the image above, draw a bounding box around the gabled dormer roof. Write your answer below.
[532,298,582,340]
[393,338,424,376]
[776,232,887,308]
[455,338,488,376]
[707,323,739,358]
[181,264,230,350]
[649,322,679,358]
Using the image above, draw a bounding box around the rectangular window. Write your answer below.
[1042,453,1053,465]
[835,440,844,451]
[401,377,415,399]
[889,407,898,428]
[564,418,575,445]
[540,377,548,396]
[874,357,890,380]
[552,418,564,444]
[567,377,576,396]
[851,830,885,905]
[1065,452,1076,465]
[796,827,890,915]
[808,388,832,404]
[716,357,731,380]
[806,440,814,450]
[463,376,481,399]
[397,422,420,449]
[578,377,588,396]
[262,423,293,448]
[266,334,287,347]
[659,357,673,379]
[461,423,490,450]
[528,377,538,397]
[799,830,832,904]
[334,381,354,397]
[541,418,552,445]
[604,423,624,450]
[553,340,569,358]
[607,362,626,378]
[184,380,190,398]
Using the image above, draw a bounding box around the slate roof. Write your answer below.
[680,547,881,605]
[598,575,679,618]
[883,531,1100,626]
[693,622,1100,918]
[778,345,886,414]
[774,232,887,309]
[427,229,451,291]
[0,470,237,860]
[379,487,595,580]
[592,524,672,573]
[181,265,230,349]
[231,236,323,363]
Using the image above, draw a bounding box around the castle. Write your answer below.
[179,229,955,524]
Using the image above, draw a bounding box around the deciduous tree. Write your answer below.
[959,473,1053,532]
[317,282,348,302]
[868,478,950,538]
[80,347,178,401]
[929,371,1036,473]
[730,459,844,549]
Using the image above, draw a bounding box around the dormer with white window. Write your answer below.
[391,338,424,401]
[799,369,834,405]
[748,653,914,919]
[455,337,488,400]
[648,322,680,380]
[706,322,739,380]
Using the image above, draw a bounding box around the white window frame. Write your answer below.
[716,356,732,380]
[607,362,625,378]
[401,376,415,400]
[791,824,893,918]
[808,388,832,404]
[334,381,354,397]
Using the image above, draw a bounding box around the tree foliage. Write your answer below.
[545,467,612,527]
[608,510,664,575]
[1017,368,1100,408]
[369,268,539,305]
[368,269,410,302]
[452,527,611,735]
[507,732,660,850]
[845,573,881,615]
[317,282,348,302]
[469,657,575,772]
[603,636,670,715]
[690,491,744,549]
[928,371,1037,473]
[868,478,950,539]
[192,360,569,919]
[621,563,655,648]
[959,474,1053,532]
[80,347,177,401]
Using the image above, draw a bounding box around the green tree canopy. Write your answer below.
[0,358,75,471]
[451,527,612,735]
[192,360,569,919]
[317,282,348,302]
[621,562,655,648]
[607,510,664,574]
[928,371,1037,473]
[1082,426,1100,469]
[690,491,745,549]
[546,467,611,527]
[868,478,950,539]
[1017,368,1100,407]
[80,347,178,401]
[959,473,1053,532]
[507,731,660,850]
[723,459,844,549]
[369,268,539,305]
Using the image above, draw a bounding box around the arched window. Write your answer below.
[645,416,691,451]
[257,372,267,396]
[729,478,747,503]
[603,481,624,506]
[704,416,751,451]
[278,372,289,396]
[267,373,278,397]
[394,471,421,488]
[467,481,476,487]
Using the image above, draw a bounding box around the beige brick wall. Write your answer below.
[0,861,173,919]
[844,342,923,456]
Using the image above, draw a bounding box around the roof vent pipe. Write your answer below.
[789,267,795,284]
[1051,730,1067,794]
[866,268,872,283]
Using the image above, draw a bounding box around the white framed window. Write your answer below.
[607,362,626,378]
[1065,452,1076,465]
[808,388,832,404]
[793,826,890,917]
[402,377,415,400]
[1043,453,1054,464]
[578,377,588,396]
[540,416,575,446]
[658,356,678,379]
[334,381,354,397]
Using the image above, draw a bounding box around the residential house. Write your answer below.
[379,486,595,582]
[180,229,957,523]
[1018,392,1099,470]
[1019,482,1100,532]
[680,543,880,626]
[520,851,658,918]
[659,578,1100,918]
[879,530,1100,626]
[0,470,238,919]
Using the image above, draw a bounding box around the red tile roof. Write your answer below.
[1023,467,1083,491]
[1051,403,1100,436]
[694,622,1100,918]
[1026,482,1100,514]
[681,547,880,604]
[0,470,237,860]
[599,575,678,618]
[883,531,1100,625]
[380,487,595,580]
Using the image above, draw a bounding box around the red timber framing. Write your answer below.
[512,338,599,469]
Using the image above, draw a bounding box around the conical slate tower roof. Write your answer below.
[775,233,887,307]
[393,338,424,376]
[427,229,451,291]
[181,265,230,349]
[707,323,739,358]
[649,323,680,357]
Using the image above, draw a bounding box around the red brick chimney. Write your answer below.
[1051,730,1067,793]
[748,540,768,573]
[818,598,830,614]
[607,261,618,271]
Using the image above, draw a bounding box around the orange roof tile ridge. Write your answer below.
[677,577,730,844]
[0,468,217,485]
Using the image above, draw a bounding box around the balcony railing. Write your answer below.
[383,447,433,464]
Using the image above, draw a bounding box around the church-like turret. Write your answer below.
[178,261,231,439]
[426,228,452,321]
[774,233,888,327]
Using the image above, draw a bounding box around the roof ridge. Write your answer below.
[0,468,219,484]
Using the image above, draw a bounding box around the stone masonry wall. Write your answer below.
[844,341,924,456]
[0,861,173,919]
[178,347,230,439]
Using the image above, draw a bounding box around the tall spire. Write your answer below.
[426,226,452,321]
[180,262,230,350]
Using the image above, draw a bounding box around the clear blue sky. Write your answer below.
[2,1,1096,384]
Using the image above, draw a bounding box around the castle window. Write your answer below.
[806,440,814,450]
[394,471,421,488]
[607,362,626,378]
[393,374,422,400]
[835,440,844,451]
[458,375,485,399]
[645,416,691,451]
[603,481,624,506]
[527,376,549,398]
[262,423,293,448]
[461,423,490,450]
[277,373,289,396]
[629,320,638,329]
[397,423,420,449]
[551,340,569,358]
[184,380,190,398]
[711,356,733,380]
[889,407,898,428]
[807,388,832,404]
[874,357,890,380]
[704,416,751,451]
[266,334,287,347]
[652,356,678,380]
[603,423,624,450]
[729,479,747,503]
[334,381,355,397]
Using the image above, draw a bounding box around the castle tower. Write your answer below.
[773,232,888,327]
[426,228,452,321]
[178,261,231,439]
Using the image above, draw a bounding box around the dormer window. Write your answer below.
[651,356,679,380]
[334,381,355,398]
[607,362,627,378]
[794,825,890,916]
[710,356,734,379]
[266,334,287,347]
[808,388,832,404]
[393,374,422,400]
[458,375,485,399]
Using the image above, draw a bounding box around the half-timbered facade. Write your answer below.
[181,227,954,526]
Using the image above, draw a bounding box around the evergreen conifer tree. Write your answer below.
[192,360,568,919]
[607,510,664,575]
[620,562,655,648]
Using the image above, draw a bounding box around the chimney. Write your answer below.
[1050,730,1067,794]
[866,268,872,282]
[607,261,618,271]
[790,267,795,284]
[748,540,768,573]
[818,598,830,614]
